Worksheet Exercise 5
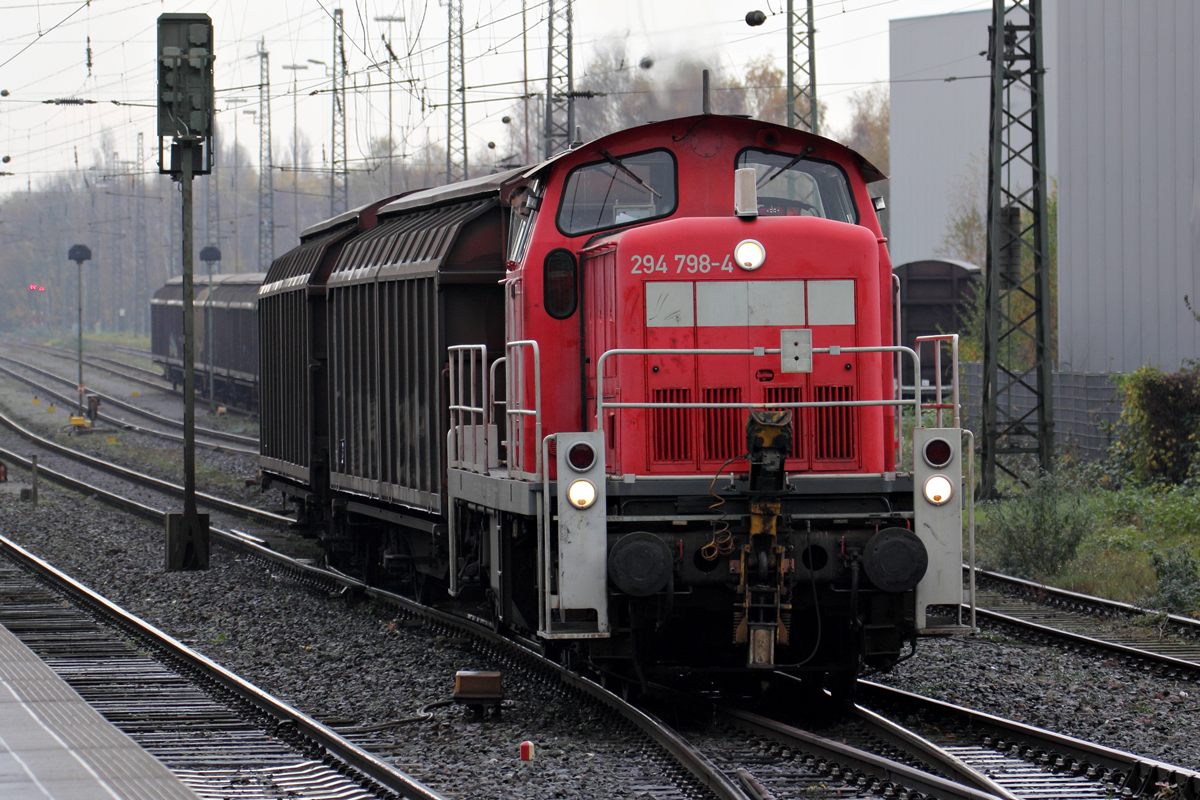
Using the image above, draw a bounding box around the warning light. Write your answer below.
[37,286,44,292]
[28,284,35,290]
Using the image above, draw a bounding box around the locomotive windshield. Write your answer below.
[736,148,858,223]
[557,149,677,236]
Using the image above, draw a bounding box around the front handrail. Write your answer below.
[594,345,922,435]
[505,340,542,481]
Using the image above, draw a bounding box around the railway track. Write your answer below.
[645,663,1200,800]
[0,403,284,530]
[0,352,257,451]
[6,339,257,417]
[0,359,257,455]
[971,568,1200,674]
[0,535,443,800]
[855,681,1200,800]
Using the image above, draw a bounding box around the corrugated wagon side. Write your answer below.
[324,195,507,519]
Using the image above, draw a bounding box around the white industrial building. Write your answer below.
[889,1,1199,374]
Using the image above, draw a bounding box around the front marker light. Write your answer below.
[734,239,766,270]
[923,475,953,505]
[568,479,597,509]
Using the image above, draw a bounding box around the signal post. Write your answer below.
[158,13,215,570]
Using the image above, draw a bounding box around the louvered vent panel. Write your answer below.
[813,385,857,462]
[763,386,804,460]
[652,388,693,462]
[702,387,743,462]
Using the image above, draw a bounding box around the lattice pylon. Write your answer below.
[543,0,573,158]
[331,9,349,214]
[446,0,467,183]
[135,133,148,335]
[257,39,274,271]
[787,0,817,133]
[980,0,1054,497]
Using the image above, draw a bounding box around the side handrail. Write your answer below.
[488,356,506,427]
[914,334,960,428]
[505,340,542,481]
[594,346,922,436]
[447,345,488,473]
[893,273,903,461]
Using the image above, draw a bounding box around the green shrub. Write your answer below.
[980,472,1095,580]
[1145,546,1200,615]
[1111,365,1200,485]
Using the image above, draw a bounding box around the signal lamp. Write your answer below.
[567,479,597,509]
[923,437,953,468]
[922,475,953,505]
[734,239,765,271]
[567,442,595,471]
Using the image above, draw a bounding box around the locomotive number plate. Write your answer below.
[630,254,734,275]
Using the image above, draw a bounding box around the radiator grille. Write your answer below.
[813,385,857,462]
[763,385,804,460]
[702,387,743,462]
[652,388,693,462]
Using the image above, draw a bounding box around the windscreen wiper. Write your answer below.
[755,145,815,190]
[598,148,662,198]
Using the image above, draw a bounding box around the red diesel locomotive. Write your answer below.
[259,114,968,691]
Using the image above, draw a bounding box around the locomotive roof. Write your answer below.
[516,114,887,184]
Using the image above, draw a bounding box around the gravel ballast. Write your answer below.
[0,483,693,799]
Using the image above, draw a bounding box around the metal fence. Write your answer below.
[960,363,1121,461]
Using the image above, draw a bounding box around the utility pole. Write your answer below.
[375,15,404,194]
[446,0,466,182]
[331,9,349,215]
[227,98,249,271]
[787,0,817,133]
[522,0,530,163]
[980,0,1053,497]
[255,39,274,271]
[543,0,573,158]
[135,133,148,336]
[282,63,308,235]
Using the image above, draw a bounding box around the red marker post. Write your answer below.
[519,741,535,761]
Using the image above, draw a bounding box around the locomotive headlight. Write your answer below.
[567,479,597,509]
[922,474,954,505]
[734,239,766,271]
